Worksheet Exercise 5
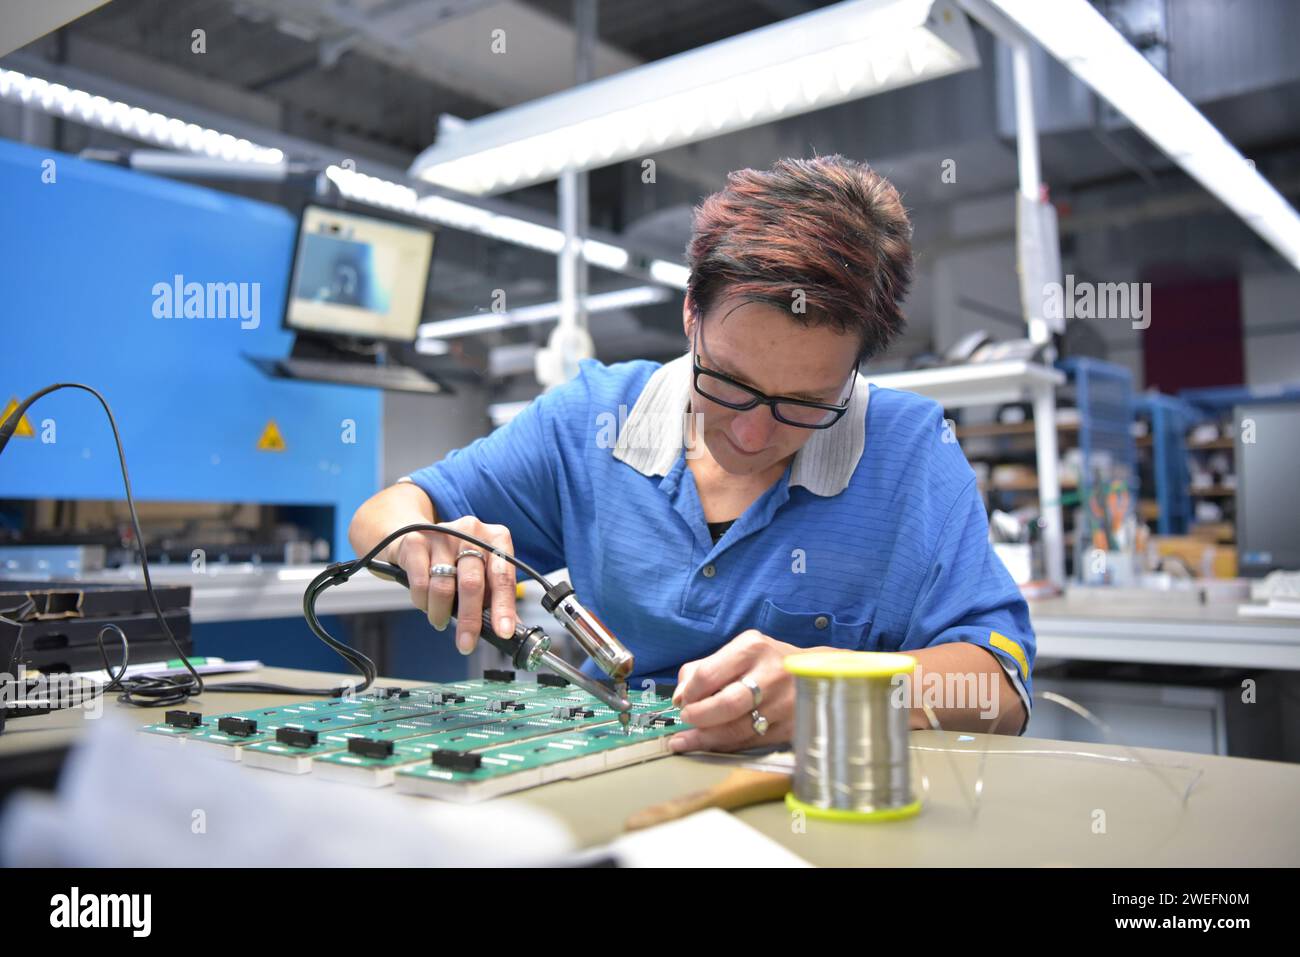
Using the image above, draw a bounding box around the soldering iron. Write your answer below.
[310,522,636,729]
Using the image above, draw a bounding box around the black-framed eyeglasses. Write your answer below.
[690,324,859,430]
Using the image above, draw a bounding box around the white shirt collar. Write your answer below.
[611,353,869,496]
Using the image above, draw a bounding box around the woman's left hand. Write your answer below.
[669,629,812,753]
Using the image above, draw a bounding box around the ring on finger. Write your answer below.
[751,710,769,736]
[429,563,457,578]
[739,675,762,708]
[456,548,486,565]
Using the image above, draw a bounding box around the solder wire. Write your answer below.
[791,671,915,814]
[913,690,1204,821]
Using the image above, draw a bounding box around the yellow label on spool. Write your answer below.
[783,650,917,679]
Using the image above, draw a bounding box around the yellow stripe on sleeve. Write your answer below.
[989,631,1029,678]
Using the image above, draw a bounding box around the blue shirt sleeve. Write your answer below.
[404,386,566,578]
[901,467,1037,728]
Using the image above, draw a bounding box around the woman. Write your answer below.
[349,155,1035,752]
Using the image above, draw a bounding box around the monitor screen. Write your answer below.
[285,205,434,342]
[1236,403,1300,577]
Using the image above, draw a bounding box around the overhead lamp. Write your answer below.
[409,0,979,195]
[0,67,283,164]
[324,166,680,281]
[979,0,1300,271]
[416,285,672,342]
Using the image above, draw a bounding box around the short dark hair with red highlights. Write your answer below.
[686,155,913,363]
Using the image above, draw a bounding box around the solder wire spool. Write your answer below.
[784,651,921,822]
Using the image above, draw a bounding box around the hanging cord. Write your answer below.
[0,382,565,713]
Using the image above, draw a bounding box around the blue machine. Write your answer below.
[0,138,470,675]
[0,138,379,556]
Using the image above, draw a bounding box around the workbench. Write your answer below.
[1031,598,1300,670]
[3,666,1297,866]
[72,569,1300,671]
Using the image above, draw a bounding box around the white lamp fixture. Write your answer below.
[415,285,672,343]
[409,0,979,195]
[979,0,1300,271]
[324,165,684,283]
[0,69,694,288]
[0,67,283,164]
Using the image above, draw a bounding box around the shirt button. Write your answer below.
[701,564,716,578]
[814,615,829,630]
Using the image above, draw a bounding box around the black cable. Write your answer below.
[229,521,560,697]
[0,383,559,711]
[1,621,131,717]
[351,521,554,592]
[1,383,206,705]
[2,597,37,677]
[0,384,375,708]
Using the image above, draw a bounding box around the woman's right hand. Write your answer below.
[383,516,519,654]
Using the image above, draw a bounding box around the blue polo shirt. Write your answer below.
[405,355,1035,718]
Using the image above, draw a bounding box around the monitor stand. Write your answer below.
[287,332,388,366]
[243,333,445,394]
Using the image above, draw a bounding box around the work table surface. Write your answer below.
[3,667,1297,866]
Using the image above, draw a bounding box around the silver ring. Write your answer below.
[429,563,457,578]
[740,675,762,708]
[456,548,486,564]
[751,710,769,736]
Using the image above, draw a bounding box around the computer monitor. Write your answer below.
[284,204,435,342]
[1236,403,1300,577]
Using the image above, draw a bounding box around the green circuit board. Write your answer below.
[138,673,687,801]
[310,685,679,785]
[395,716,682,803]
[139,677,560,753]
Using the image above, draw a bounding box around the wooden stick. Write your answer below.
[624,768,792,831]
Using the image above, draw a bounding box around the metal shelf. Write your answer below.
[864,360,1064,408]
[867,359,1066,586]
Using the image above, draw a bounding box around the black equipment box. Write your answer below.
[0,580,192,673]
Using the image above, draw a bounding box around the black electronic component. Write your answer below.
[276,727,319,748]
[631,712,677,729]
[537,674,570,688]
[217,717,257,736]
[164,710,203,729]
[347,737,394,759]
[653,683,676,700]
[550,705,594,719]
[484,669,515,682]
[373,686,409,699]
[430,749,482,772]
